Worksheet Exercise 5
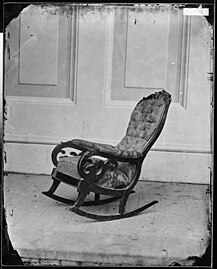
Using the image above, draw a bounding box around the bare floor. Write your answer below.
[4,173,210,266]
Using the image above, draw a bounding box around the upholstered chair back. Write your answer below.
[117,91,171,156]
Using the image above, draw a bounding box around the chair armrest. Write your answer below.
[51,139,143,167]
[68,139,143,162]
[67,139,105,152]
[76,151,117,180]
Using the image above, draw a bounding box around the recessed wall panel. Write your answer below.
[19,6,58,85]
[125,9,169,89]
[5,5,78,100]
[108,7,189,104]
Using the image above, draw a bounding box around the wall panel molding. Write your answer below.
[68,6,79,104]
[5,96,76,105]
[177,15,191,109]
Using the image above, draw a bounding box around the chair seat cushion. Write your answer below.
[56,156,80,179]
[56,156,135,189]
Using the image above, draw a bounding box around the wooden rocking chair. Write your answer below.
[42,90,171,221]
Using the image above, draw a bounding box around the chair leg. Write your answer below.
[72,199,159,221]
[69,191,88,211]
[42,179,60,195]
[119,191,130,215]
[95,193,100,202]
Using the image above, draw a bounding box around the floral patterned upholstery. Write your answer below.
[117,94,168,154]
[55,91,171,189]
[96,162,136,189]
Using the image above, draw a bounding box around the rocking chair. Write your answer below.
[42,90,171,221]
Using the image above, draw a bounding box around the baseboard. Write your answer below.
[4,142,211,184]
[140,150,211,184]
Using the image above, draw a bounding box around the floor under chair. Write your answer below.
[4,173,211,266]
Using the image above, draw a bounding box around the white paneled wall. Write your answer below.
[4,5,212,183]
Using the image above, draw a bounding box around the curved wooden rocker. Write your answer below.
[42,90,172,221]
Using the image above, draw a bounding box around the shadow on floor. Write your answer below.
[2,207,23,265]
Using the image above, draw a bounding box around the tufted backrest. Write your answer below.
[117,90,171,155]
